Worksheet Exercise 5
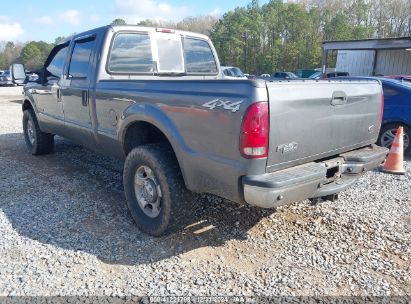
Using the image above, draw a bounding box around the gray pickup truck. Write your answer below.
[22,25,388,236]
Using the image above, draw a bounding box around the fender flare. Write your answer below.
[118,103,193,184]
[22,96,38,114]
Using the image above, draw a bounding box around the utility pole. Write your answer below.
[242,32,249,72]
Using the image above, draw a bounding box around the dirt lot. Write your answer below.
[0,88,410,299]
[0,86,23,98]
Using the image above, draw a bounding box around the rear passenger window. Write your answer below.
[183,38,217,74]
[68,37,95,78]
[108,33,153,73]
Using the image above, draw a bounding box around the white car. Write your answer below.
[221,66,247,79]
[0,70,13,86]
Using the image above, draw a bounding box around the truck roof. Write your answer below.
[109,25,210,40]
[57,25,210,46]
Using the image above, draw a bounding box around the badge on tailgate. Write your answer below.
[277,142,298,154]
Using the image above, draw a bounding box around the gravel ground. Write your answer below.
[0,91,410,300]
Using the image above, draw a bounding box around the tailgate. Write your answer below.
[266,80,382,172]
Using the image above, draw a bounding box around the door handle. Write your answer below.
[331,91,347,106]
[56,88,61,101]
[82,90,88,107]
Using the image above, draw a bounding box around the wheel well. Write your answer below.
[123,121,170,155]
[381,122,411,131]
[22,99,33,112]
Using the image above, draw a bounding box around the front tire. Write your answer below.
[378,123,410,154]
[23,109,54,155]
[123,143,192,236]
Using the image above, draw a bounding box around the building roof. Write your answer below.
[322,37,411,51]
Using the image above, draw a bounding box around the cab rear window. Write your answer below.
[183,38,217,74]
[107,32,217,75]
[108,33,153,73]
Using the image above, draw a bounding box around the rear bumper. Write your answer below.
[243,145,388,208]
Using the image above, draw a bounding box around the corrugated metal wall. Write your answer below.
[375,49,411,75]
[336,50,375,76]
[336,49,411,76]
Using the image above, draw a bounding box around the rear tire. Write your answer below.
[123,143,193,236]
[378,123,410,154]
[23,109,54,155]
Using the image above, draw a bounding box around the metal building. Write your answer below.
[322,37,411,76]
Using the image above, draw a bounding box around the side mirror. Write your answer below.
[10,63,26,85]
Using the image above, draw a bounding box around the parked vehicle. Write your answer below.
[0,64,27,86]
[221,66,247,79]
[256,74,271,81]
[327,71,350,78]
[244,74,256,80]
[0,70,13,86]
[377,78,410,154]
[22,25,388,236]
[309,71,350,80]
[309,71,322,80]
[295,69,318,78]
[338,76,411,154]
[271,72,298,79]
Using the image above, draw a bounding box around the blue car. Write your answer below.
[337,76,411,154]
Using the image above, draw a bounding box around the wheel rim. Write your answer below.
[134,165,162,218]
[27,120,35,145]
[381,128,409,150]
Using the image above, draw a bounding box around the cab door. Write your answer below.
[60,35,96,147]
[34,43,69,134]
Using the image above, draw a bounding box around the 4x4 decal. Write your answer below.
[202,99,244,113]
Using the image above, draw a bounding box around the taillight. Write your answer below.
[380,91,384,125]
[240,102,269,158]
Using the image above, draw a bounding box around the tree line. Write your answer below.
[120,0,411,75]
[1,0,410,73]
[0,37,68,71]
[210,0,411,74]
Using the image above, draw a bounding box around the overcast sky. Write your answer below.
[0,0,264,43]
